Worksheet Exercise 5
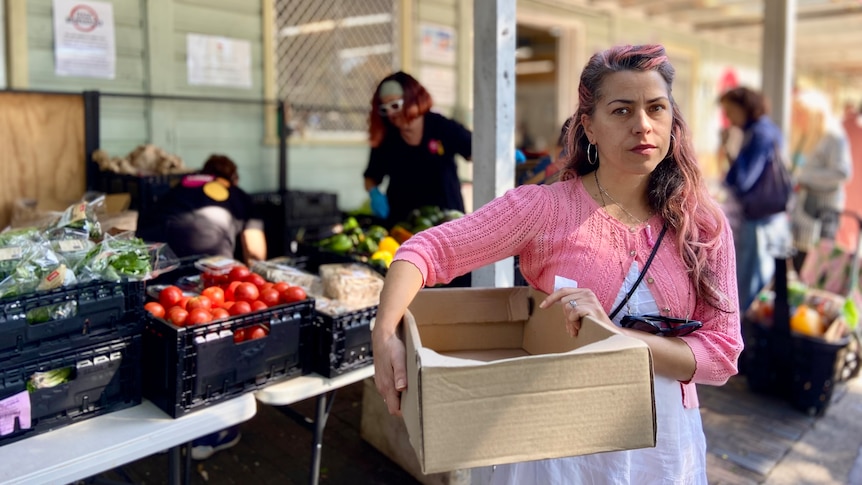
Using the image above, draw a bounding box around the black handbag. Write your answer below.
[738,145,793,220]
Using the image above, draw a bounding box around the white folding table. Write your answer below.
[0,394,256,485]
[254,365,375,485]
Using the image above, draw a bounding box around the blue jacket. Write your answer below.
[725,115,783,195]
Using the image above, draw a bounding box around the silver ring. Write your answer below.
[568,300,578,309]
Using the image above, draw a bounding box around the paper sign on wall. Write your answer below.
[52,0,116,79]
[419,23,456,66]
[187,33,253,89]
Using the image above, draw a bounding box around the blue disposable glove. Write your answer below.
[369,186,390,219]
[515,149,527,164]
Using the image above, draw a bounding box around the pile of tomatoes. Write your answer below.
[143,265,308,332]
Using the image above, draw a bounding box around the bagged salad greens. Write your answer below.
[46,196,104,241]
[0,238,77,299]
[75,231,179,282]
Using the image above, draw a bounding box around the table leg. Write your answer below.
[309,390,336,485]
[166,442,192,485]
[167,445,181,485]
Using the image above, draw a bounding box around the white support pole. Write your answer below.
[471,0,517,288]
[761,0,796,149]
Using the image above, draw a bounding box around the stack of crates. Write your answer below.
[251,190,342,258]
[0,279,146,445]
[94,171,187,213]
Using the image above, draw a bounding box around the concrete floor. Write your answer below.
[81,370,862,485]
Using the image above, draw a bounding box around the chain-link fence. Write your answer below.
[275,0,400,136]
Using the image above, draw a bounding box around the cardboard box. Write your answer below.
[401,286,656,474]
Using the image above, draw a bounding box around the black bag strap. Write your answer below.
[609,224,668,320]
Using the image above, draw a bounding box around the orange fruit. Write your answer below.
[790,304,823,337]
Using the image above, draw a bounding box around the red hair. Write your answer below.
[368,71,433,147]
[560,44,730,311]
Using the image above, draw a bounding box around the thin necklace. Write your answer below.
[594,170,655,246]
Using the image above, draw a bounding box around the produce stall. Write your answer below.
[744,243,861,416]
[295,206,472,288]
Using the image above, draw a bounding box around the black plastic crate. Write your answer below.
[251,191,342,258]
[0,280,145,365]
[250,190,340,222]
[306,306,375,378]
[0,333,143,446]
[96,171,186,212]
[142,299,315,418]
[745,320,849,416]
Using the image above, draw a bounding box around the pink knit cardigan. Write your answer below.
[395,177,742,409]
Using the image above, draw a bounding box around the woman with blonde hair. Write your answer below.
[790,88,853,269]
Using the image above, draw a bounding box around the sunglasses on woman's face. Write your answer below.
[378,98,405,116]
[620,314,703,337]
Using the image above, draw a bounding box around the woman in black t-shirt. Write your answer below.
[363,71,472,226]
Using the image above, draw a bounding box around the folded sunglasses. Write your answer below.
[620,314,703,337]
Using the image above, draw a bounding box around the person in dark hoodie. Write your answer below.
[137,154,266,265]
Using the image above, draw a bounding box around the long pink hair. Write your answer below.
[560,44,730,310]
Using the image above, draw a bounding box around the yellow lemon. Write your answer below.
[371,250,394,268]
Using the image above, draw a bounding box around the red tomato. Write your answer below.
[144,302,166,319]
[159,286,184,309]
[174,296,192,310]
[167,307,188,326]
[186,295,213,312]
[186,308,213,326]
[273,282,290,294]
[228,266,251,282]
[247,326,267,340]
[229,300,252,316]
[259,288,281,307]
[224,281,243,302]
[251,300,268,312]
[201,286,225,308]
[282,286,308,303]
[260,282,274,293]
[233,327,247,343]
[211,307,231,320]
[243,273,267,289]
[222,301,235,311]
[234,282,260,303]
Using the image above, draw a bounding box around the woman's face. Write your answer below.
[581,70,673,177]
[379,93,410,129]
[720,100,747,128]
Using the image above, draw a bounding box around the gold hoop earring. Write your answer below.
[587,143,598,165]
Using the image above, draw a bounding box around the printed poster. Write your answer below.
[187,33,253,89]
[419,23,456,65]
[52,0,116,79]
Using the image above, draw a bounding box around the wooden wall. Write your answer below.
[0,92,85,228]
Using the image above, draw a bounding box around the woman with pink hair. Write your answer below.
[373,44,741,483]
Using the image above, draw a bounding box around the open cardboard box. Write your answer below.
[401,286,656,474]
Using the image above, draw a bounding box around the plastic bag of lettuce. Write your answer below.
[76,231,179,282]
